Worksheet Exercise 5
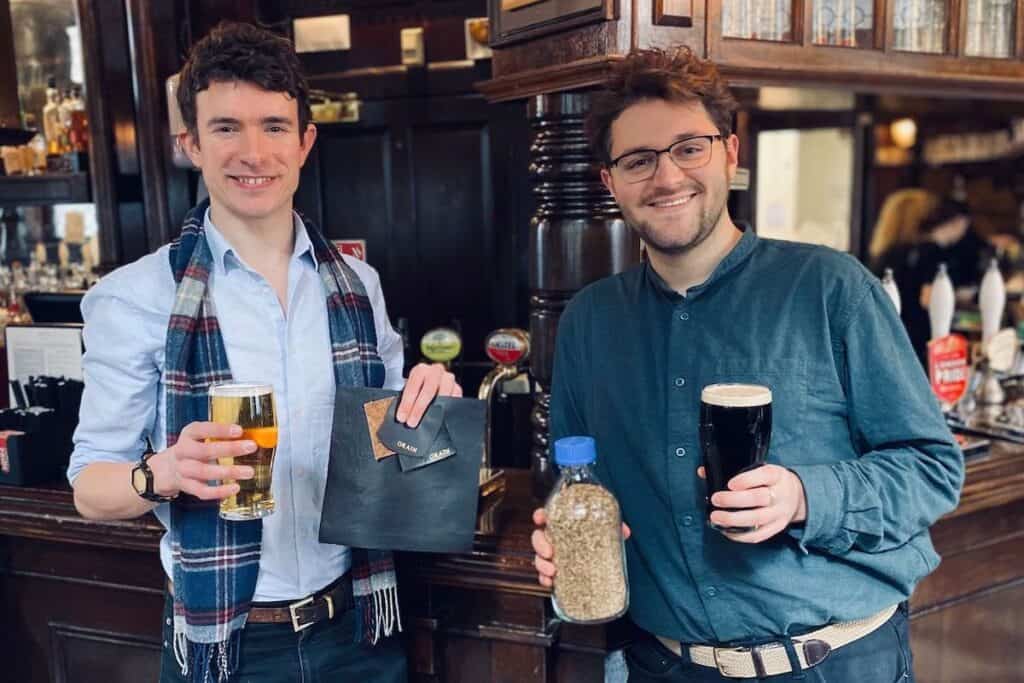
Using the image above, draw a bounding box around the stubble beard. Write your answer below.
[623,192,727,258]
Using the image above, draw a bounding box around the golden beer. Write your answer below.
[209,382,278,521]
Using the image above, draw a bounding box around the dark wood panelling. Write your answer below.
[304,127,396,265]
[0,538,163,683]
[912,581,1024,682]
[411,122,494,356]
[906,443,1024,681]
[186,0,258,44]
[126,0,193,246]
[489,27,625,92]
[310,62,492,101]
[76,0,126,270]
[50,623,162,683]
[5,443,1024,682]
[298,15,486,74]
[0,174,91,207]
[490,0,615,47]
[296,93,531,387]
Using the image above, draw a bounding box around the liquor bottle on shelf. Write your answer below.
[67,84,88,153]
[42,77,66,157]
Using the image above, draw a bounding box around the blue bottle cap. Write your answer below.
[554,436,597,466]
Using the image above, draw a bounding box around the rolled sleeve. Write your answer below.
[788,279,964,555]
[787,463,846,553]
[68,252,173,484]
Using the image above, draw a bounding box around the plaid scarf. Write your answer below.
[165,200,400,682]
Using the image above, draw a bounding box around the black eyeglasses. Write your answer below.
[608,134,724,183]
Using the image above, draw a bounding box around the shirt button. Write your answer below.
[705,586,718,598]
[682,515,694,526]
[675,447,686,457]
[679,312,690,321]
[674,377,685,387]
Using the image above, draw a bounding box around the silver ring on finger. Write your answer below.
[767,486,776,506]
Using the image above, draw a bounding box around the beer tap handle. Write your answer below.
[478,329,531,478]
[419,327,462,370]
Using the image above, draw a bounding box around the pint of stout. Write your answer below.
[699,383,772,533]
[209,382,278,521]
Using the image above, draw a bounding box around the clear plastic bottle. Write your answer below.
[545,436,628,624]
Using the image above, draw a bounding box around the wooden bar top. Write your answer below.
[3,446,1024,682]
[2,445,1021,555]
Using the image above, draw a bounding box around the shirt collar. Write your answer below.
[203,208,318,275]
[644,225,757,301]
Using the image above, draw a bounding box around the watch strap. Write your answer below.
[132,442,177,503]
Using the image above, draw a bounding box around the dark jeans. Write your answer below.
[159,592,408,683]
[626,605,914,683]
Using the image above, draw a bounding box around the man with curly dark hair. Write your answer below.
[531,47,963,682]
[68,22,455,682]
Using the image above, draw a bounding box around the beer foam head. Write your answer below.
[209,382,274,397]
[701,383,772,408]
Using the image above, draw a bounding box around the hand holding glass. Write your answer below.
[699,383,772,533]
[209,382,278,521]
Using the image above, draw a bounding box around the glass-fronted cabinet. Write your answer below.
[963,0,1017,58]
[2,0,100,269]
[811,0,875,47]
[892,0,947,53]
[716,0,1019,60]
[722,0,795,41]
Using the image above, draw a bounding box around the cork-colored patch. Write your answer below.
[364,397,397,461]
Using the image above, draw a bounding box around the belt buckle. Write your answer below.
[289,596,315,633]
[712,645,769,679]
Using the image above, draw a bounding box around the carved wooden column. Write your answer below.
[527,91,640,496]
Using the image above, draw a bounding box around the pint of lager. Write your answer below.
[209,382,278,521]
[699,383,772,533]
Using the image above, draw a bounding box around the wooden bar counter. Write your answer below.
[2,448,1023,682]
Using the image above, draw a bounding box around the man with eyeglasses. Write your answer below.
[531,47,962,682]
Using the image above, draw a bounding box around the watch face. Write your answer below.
[131,464,147,495]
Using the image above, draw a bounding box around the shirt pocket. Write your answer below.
[707,358,808,457]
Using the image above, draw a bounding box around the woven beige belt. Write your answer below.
[655,605,898,678]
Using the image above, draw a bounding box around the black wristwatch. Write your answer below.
[130,440,177,503]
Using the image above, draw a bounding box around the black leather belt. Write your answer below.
[167,573,354,632]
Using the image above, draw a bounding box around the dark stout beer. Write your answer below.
[699,383,772,533]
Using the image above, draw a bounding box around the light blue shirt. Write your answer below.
[68,210,405,601]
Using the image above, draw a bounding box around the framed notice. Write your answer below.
[333,239,367,261]
[490,0,616,47]
[5,324,84,406]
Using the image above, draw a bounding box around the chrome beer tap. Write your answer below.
[477,328,530,485]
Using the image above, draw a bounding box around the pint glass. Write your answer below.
[699,383,772,533]
[209,382,278,521]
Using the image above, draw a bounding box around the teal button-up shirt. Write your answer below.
[550,228,964,644]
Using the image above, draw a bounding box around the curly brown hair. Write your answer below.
[177,21,311,140]
[586,47,738,164]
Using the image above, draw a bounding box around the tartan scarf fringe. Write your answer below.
[166,200,399,682]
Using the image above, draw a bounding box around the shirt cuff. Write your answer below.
[787,463,846,553]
